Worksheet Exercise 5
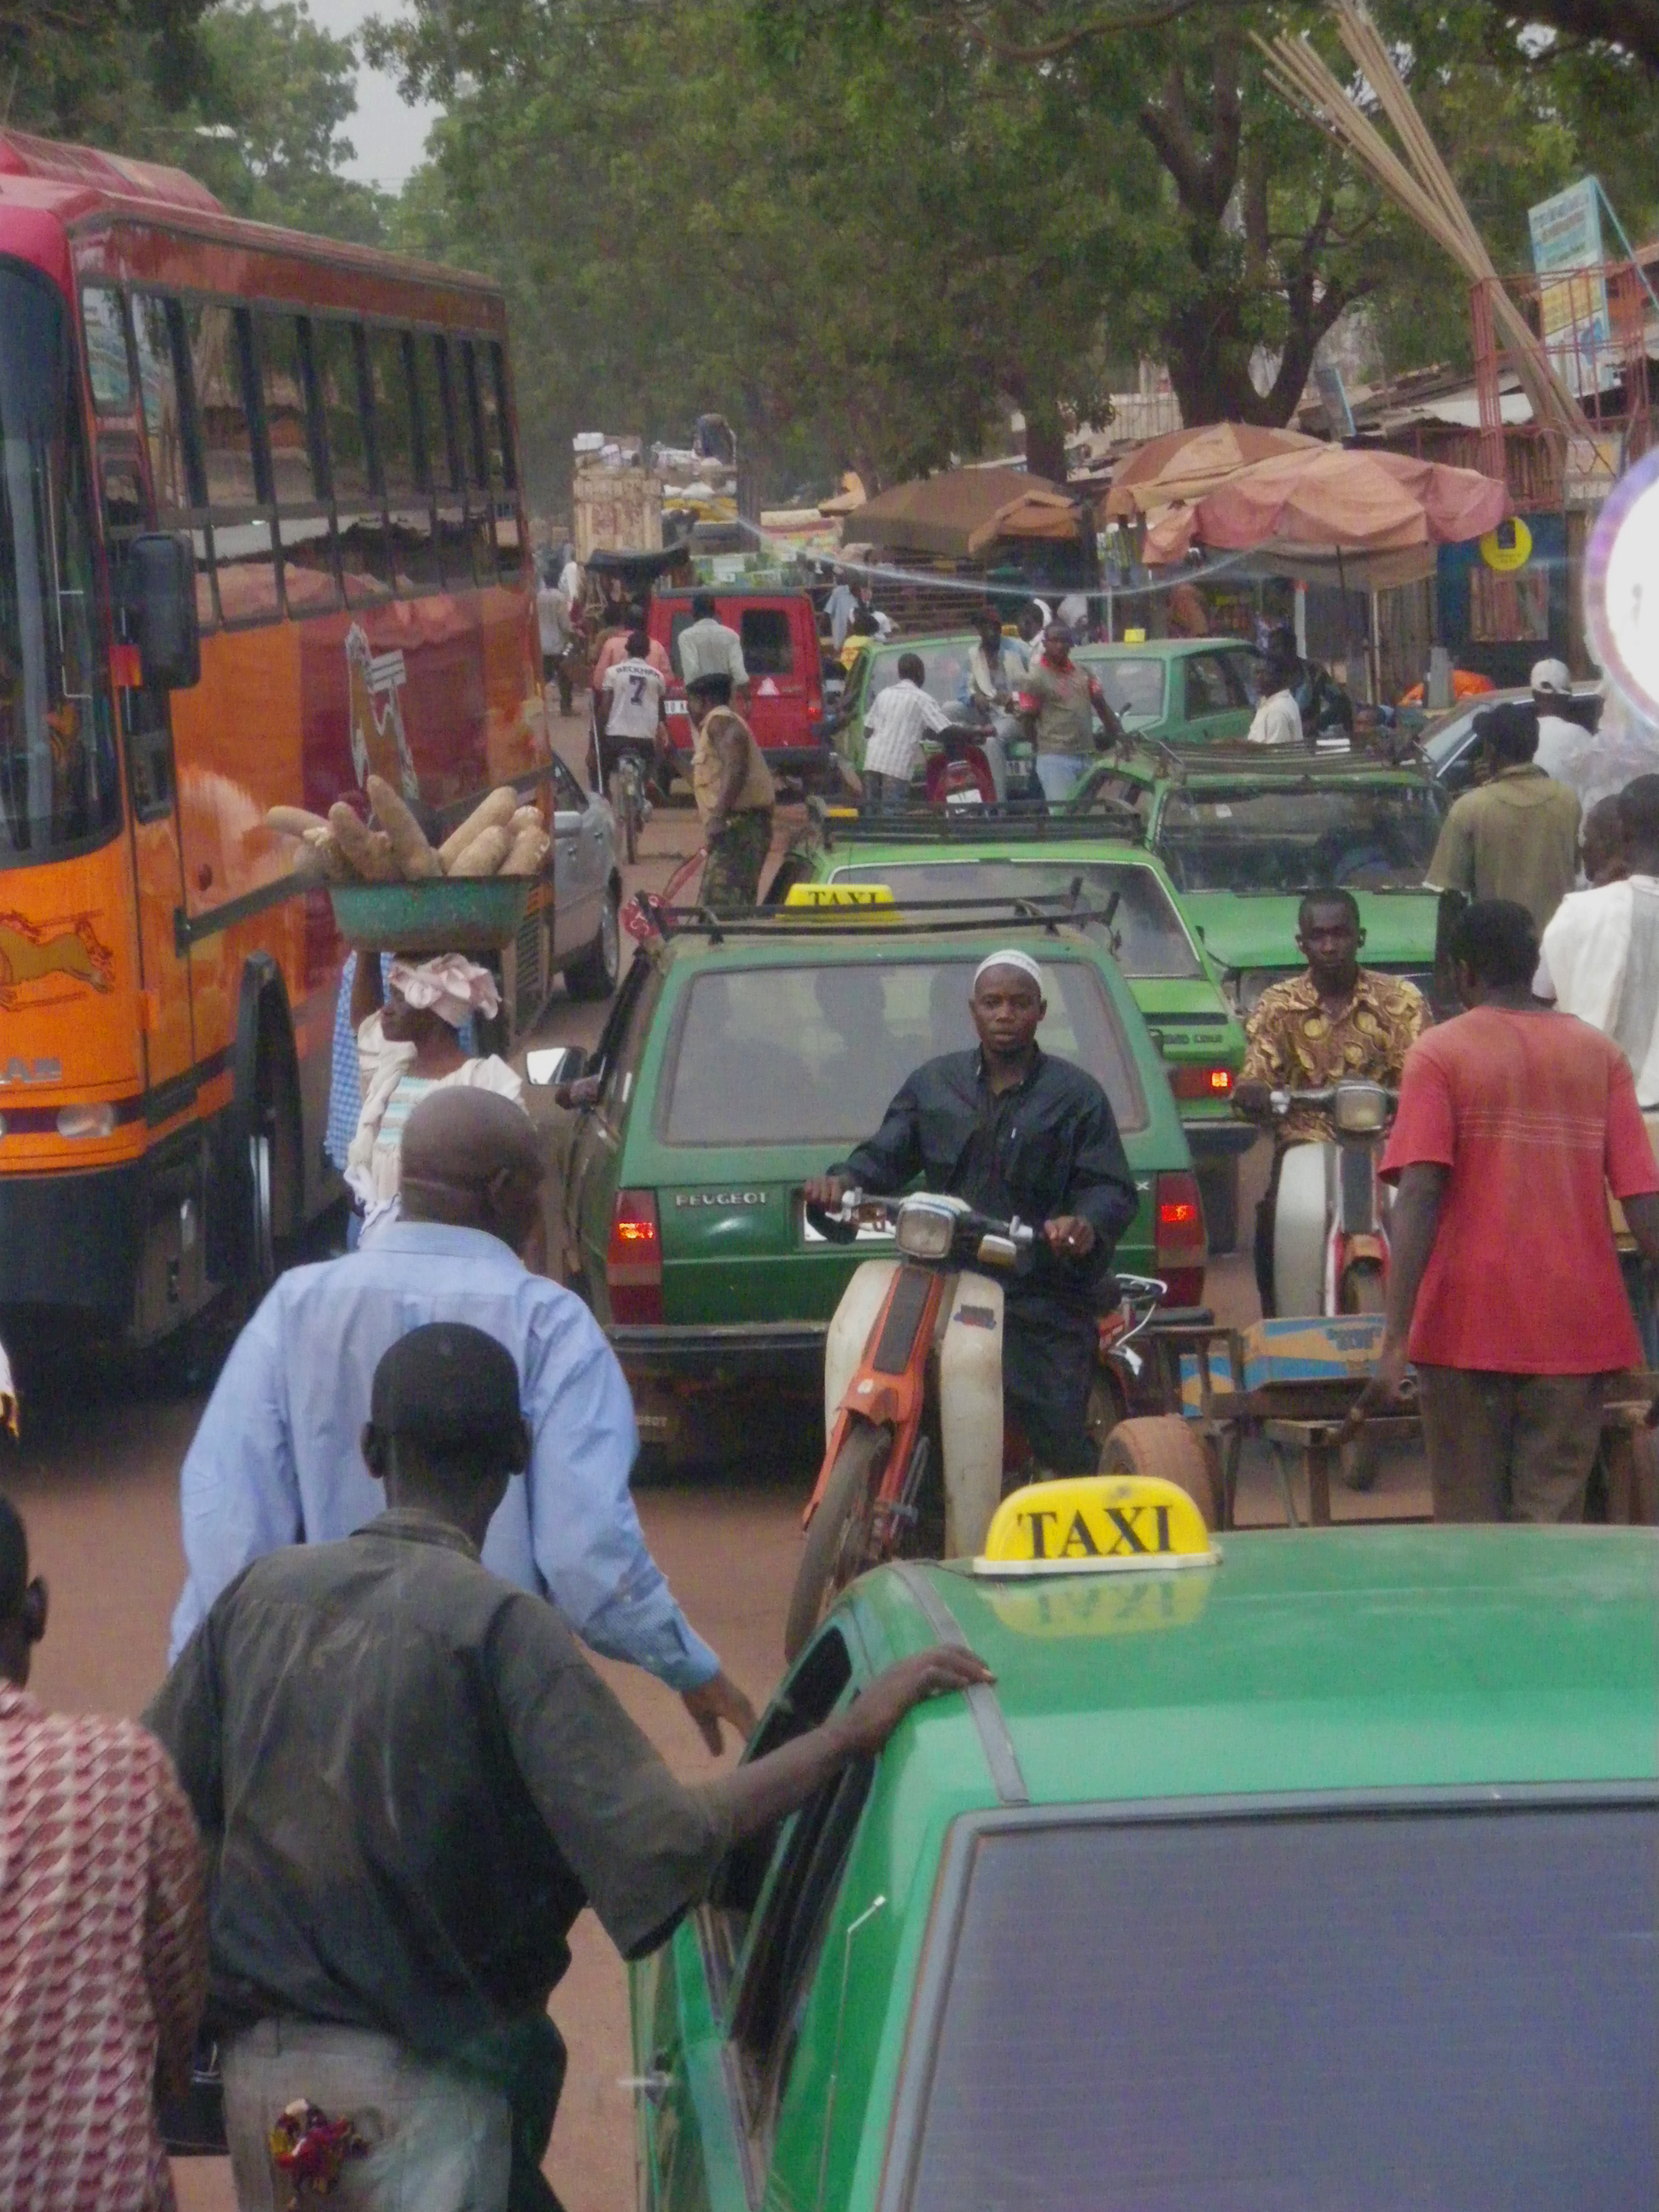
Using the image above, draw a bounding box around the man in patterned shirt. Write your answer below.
[0,1494,207,2211]
[1233,888,1426,1314]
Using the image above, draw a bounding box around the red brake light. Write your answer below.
[1155,1170,1207,1307]
[607,1189,663,1324]
[1169,1064,1235,1101]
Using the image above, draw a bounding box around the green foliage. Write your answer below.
[0,1,211,144]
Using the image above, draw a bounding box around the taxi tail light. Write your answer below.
[607,1189,663,1324]
[1154,1170,1207,1307]
[1169,1064,1235,1102]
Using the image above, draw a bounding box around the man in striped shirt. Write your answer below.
[861,653,951,812]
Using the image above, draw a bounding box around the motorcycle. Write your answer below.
[1264,1079,1398,1491]
[1266,1080,1397,1318]
[784,1187,1165,1658]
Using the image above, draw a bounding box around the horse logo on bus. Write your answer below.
[0,912,115,1010]
[345,623,417,798]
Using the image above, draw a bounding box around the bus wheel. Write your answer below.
[242,1014,300,1303]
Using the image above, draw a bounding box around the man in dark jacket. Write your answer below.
[806,949,1138,1473]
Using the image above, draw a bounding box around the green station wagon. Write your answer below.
[833,634,1260,768]
[552,912,1204,1459]
[1076,745,1449,1012]
[632,1521,1658,2212]
[772,813,1253,1249]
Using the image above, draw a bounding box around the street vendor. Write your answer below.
[347,952,524,1243]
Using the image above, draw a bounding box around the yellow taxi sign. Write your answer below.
[975,1474,1217,1576]
[783,882,895,911]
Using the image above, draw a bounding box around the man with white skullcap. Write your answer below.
[805,949,1137,1472]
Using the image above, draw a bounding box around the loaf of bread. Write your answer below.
[439,788,518,871]
[447,824,513,878]
[366,774,442,879]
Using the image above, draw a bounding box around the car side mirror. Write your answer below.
[526,1045,587,1088]
[126,533,201,691]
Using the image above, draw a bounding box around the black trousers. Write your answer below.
[1253,1145,1285,1318]
[1004,1301,1098,1473]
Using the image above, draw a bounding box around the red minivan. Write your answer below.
[649,589,830,784]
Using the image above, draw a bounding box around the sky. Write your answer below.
[306,0,441,191]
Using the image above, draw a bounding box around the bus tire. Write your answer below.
[1097,1416,1219,1528]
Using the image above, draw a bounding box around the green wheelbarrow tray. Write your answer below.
[328,876,534,954]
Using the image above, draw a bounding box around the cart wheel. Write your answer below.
[1097,1416,1219,1528]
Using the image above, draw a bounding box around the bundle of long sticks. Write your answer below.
[1255,3,1592,444]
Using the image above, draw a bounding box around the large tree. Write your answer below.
[0,0,210,143]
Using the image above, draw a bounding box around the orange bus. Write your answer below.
[0,130,551,1347]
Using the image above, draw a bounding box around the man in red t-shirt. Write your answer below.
[1353,898,1659,1521]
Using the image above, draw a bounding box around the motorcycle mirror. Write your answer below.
[526,1045,586,1088]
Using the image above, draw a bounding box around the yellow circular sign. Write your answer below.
[1480,517,1533,573]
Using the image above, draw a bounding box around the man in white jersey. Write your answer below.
[601,626,668,751]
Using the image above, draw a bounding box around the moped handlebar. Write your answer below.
[806,1189,1038,1268]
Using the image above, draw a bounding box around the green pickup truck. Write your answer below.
[772,812,1253,1248]
[1075,745,1449,1012]
[632,1517,1658,2212]
[551,909,1205,1461]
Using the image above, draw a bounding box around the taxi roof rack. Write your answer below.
[637,890,1122,946]
[804,795,1146,848]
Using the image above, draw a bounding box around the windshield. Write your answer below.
[659,955,1146,1144]
[908,1802,1657,2212]
[834,860,1202,979]
[0,263,117,858]
[1074,651,1166,724]
[1157,782,1443,895]
[865,637,981,713]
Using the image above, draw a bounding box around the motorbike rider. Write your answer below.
[967,608,1027,712]
[1233,888,1426,1316]
[803,949,1138,1473]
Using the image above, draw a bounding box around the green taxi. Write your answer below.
[772,813,1253,1249]
[549,910,1205,1460]
[1075,635,1258,744]
[633,1497,1658,2212]
[832,634,1260,768]
[1074,744,1448,1012]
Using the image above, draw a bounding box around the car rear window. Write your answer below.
[902,1802,1657,2212]
[1075,653,1165,723]
[834,861,1202,979]
[658,956,1146,1145]
[740,607,794,675]
[1158,782,1444,894]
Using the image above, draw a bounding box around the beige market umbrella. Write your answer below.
[1104,422,1324,521]
[842,466,1083,560]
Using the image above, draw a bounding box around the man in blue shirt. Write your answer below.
[171,1087,755,1752]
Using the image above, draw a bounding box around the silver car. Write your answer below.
[547,751,623,1000]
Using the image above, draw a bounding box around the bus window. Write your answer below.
[0,265,120,856]
[181,300,278,626]
[312,318,390,606]
[421,335,472,591]
[479,338,521,568]
[81,286,134,416]
[368,327,437,594]
[256,312,338,618]
[456,339,498,583]
[130,294,212,631]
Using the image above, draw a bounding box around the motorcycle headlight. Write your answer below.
[1332,1082,1390,1135]
[894,1197,959,1261]
[1225,969,1279,1016]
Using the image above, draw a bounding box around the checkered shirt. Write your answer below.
[0,1688,207,2211]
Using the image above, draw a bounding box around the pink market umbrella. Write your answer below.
[1144,445,1510,585]
[1105,421,1324,521]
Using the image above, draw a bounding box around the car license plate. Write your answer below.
[665,698,689,717]
[945,789,984,810]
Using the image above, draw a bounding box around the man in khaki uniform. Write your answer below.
[679,672,775,912]
[1425,700,1580,932]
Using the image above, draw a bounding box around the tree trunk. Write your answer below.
[1022,397,1068,486]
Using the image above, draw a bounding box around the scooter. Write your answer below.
[784,1188,1165,1658]
[1266,1080,1398,1318]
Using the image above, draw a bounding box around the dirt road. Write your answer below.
[5,708,1424,2211]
